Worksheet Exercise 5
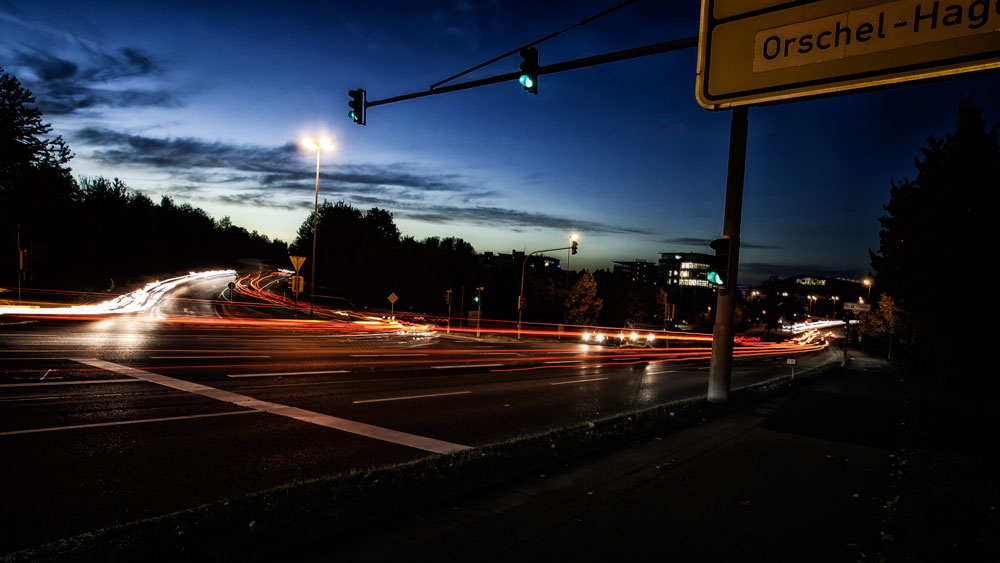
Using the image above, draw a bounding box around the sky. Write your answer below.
[2,0,999,284]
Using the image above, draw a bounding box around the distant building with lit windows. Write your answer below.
[612,259,658,284]
[658,252,715,290]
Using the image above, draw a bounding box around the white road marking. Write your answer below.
[550,377,609,386]
[349,354,429,358]
[0,410,259,436]
[151,355,271,359]
[353,391,472,404]
[227,369,350,378]
[430,363,503,370]
[0,379,144,388]
[73,358,469,454]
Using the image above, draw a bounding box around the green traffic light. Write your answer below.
[348,110,357,121]
[519,75,534,89]
[707,271,725,285]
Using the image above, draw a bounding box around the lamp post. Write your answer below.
[519,244,575,340]
[301,137,335,318]
[863,278,872,302]
[566,234,578,288]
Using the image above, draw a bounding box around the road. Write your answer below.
[0,271,833,555]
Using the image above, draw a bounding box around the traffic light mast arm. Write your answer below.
[517,245,577,339]
[428,0,639,90]
[364,36,697,110]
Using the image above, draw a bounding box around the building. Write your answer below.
[479,250,560,270]
[612,259,658,284]
[658,252,716,291]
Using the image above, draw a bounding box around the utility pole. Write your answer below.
[707,106,748,405]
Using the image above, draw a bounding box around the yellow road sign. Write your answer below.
[697,0,1000,110]
[291,275,304,293]
[288,255,306,272]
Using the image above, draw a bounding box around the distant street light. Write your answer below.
[566,234,578,288]
[301,137,335,318]
[520,242,576,339]
[863,278,872,302]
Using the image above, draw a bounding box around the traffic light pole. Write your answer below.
[518,246,572,340]
[707,106,749,405]
[364,37,697,112]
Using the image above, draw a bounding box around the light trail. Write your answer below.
[0,270,235,316]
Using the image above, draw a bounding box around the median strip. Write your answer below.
[72,358,470,454]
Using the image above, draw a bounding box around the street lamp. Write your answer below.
[301,137,335,318]
[566,234,578,288]
[863,278,872,302]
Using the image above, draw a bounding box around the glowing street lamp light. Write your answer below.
[863,278,872,301]
[301,137,335,318]
[566,234,578,287]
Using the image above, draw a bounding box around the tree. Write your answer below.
[870,97,999,374]
[1,67,79,286]
[565,271,603,326]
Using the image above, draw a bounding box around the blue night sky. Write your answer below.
[3,0,999,283]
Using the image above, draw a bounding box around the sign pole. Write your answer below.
[708,106,748,405]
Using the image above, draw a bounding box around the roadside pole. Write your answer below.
[707,106,748,405]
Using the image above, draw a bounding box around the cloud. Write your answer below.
[739,261,862,280]
[73,126,648,236]
[10,46,177,115]
[398,205,652,235]
[659,236,777,250]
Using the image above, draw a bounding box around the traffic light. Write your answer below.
[348,88,366,125]
[571,240,578,255]
[707,237,732,290]
[474,286,483,304]
[519,47,538,94]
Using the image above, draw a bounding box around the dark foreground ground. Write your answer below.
[286,352,998,563]
[7,349,997,562]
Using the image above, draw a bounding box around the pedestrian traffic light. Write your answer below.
[348,88,366,125]
[519,47,538,94]
[707,237,731,290]
[571,240,578,255]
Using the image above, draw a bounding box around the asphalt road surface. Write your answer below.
[0,273,832,555]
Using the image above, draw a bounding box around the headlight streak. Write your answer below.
[0,270,235,317]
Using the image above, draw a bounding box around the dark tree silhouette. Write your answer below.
[1,66,79,287]
[870,97,999,375]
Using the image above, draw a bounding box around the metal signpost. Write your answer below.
[388,292,398,316]
[288,256,306,309]
[699,0,1000,404]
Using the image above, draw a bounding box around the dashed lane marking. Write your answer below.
[353,391,472,404]
[72,358,469,454]
[0,410,259,436]
[151,355,271,359]
[0,379,144,389]
[430,364,503,370]
[227,369,350,378]
[550,377,609,386]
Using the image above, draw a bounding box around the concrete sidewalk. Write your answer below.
[288,353,901,562]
